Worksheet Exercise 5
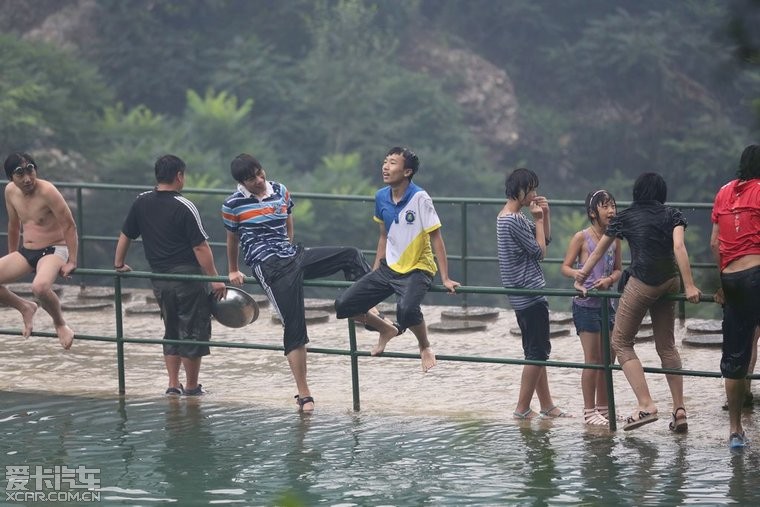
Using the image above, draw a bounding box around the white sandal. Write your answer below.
[583,408,609,426]
[596,405,624,421]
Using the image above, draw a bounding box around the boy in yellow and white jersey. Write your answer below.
[335,147,459,372]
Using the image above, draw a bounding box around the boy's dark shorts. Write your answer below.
[515,300,551,361]
[152,269,211,358]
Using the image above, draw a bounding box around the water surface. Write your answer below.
[1,287,759,505]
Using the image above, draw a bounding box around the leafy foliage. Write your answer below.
[3,0,760,298]
[0,34,111,155]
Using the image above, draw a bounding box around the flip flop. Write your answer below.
[513,407,537,420]
[539,405,573,418]
[165,384,183,396]
[623,410,658,431]
[183,384,205,396]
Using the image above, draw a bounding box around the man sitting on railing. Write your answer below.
[0,152,77,349]
[335,147,460,373]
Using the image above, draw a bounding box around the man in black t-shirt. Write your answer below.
[114,155,226,396]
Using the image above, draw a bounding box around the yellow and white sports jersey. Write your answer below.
[373,182,441,275]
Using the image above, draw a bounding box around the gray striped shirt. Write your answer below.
[496,212,546,310]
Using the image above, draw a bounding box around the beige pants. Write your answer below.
[612,275,682,369]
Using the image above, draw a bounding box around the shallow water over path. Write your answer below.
[1,286,759,504]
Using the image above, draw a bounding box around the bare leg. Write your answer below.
[286,345,314,411]
[164,354,182,389]
[408,321,436,372]
[620,358,657,416]
[515,364,543,417]
[535,366,555,410]
[32,260,73,349]
[595,338,612,408]
[181,356,202,391]
[0,286,38,338]
[726,377,745,436]
[579,331,600,410]
[665,372,685,412]
[353,311,399,356]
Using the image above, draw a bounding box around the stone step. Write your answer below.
[440,306,501,321]
[271,310,330,325]
[428,320,489,333]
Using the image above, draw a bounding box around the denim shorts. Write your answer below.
[572,301,615,335]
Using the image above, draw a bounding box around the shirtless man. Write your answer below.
[1,153,77,349]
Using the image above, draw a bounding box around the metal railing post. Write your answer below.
[461,202,468,307]
[348,320,361,411]
[114,275,126,395]
[600,296,617,430]
[76,188,85,270]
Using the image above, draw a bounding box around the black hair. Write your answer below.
[230,153,264,183]
[632,172,667,204]
[4,152,37,180]
[584,189,616,223]
[504,167,539,199]
[154,154,185,184]
[738,144,760,181]
[386,146,419,180]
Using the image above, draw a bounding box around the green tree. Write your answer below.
[294,152,376,247]
[0,34,111,156]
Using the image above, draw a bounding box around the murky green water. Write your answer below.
[1,391,758,506]
[2,288,760,505]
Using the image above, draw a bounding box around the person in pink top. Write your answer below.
[710,144,760,449]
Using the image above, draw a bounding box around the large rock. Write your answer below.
[21,0,97,52]
[403,35,519,156]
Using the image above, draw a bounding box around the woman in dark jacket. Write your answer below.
[575,173,701,432]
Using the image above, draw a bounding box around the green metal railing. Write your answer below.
[3,181,717,283]
[0,182,737,431]
[2,267,742,432]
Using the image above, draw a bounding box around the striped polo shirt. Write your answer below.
[374,182,441,275]
[496,212,546,310]
[221,181,297,266]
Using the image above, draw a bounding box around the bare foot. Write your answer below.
[55,324,74,350]
[371,328,395,356]
[420,346,437,372]
[20,301,38,338]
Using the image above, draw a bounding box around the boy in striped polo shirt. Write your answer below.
[222,154,396,411]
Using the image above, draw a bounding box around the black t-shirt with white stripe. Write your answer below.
[121,189,209,273]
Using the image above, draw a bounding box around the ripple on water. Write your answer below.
[0,392,759,504]
[2,295,760,504]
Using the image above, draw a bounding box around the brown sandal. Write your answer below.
[669,407,688,433]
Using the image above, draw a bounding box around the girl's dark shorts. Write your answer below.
[515,300,551,361]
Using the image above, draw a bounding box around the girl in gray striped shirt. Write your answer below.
[497,168,571,420]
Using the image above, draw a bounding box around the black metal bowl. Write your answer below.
[211,286,260,328]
